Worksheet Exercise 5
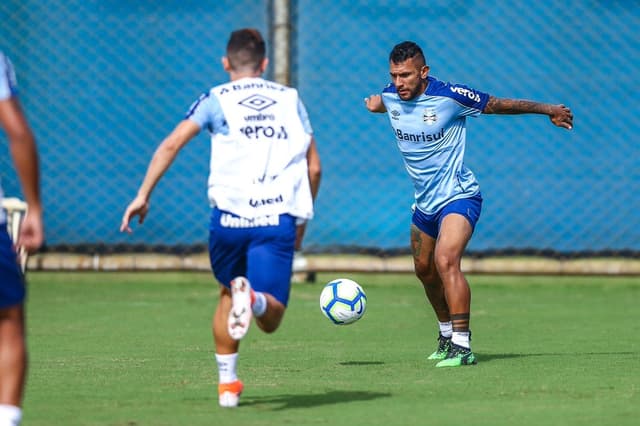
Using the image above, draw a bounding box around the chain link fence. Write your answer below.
[1,0,638,258]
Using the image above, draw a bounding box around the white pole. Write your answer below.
[272,0,291,85]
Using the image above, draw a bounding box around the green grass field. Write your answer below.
[22,272,640,426]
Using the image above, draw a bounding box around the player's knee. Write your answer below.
[414,261,438,284]
[219,285,231,297]
[256,300,286,333]
[259,323,280,334]
[256,316,283,333]
[434,251,460,274]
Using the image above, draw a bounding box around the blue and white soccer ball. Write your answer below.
[319,278,367,325]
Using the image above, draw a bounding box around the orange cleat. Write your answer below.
[218,379,244,408]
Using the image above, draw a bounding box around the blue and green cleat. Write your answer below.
[435,342,477,367]
[427,334,452,360]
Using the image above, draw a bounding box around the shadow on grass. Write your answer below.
[242,390,392,410]
[339,361,385,366]
[479,351,638,362]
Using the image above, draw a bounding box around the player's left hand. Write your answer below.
[549,104,573,130]
[120,196,149,234]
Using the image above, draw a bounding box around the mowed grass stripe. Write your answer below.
[22,272,640,426]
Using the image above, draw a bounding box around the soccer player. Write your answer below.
[0,51,44,425]
[364,41,572,367]
[120,28,321,407]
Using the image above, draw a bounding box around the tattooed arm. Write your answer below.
[483,96,573,130]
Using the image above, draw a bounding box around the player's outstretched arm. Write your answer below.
[364,94,387,113]
[483,96,573,130]
[120,119,200,233]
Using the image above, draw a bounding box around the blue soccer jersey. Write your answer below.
[0,51,19,224]
[381,76,490,215]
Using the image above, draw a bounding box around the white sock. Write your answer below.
[215,353,238,384]
[252,291,267,317]
[438,321,453,338]
[0,404,22,426]
[452,331,470,349]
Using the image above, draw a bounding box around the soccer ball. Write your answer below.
[319,278,367,325]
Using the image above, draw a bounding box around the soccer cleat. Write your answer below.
[218,380,244,408]
[427,334,452,360]
[228,277,253,340]
[435,342,477,367]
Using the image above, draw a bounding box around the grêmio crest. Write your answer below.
[423,108,437,125]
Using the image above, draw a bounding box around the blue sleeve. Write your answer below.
[0,52,18,101]
[297,97,313,134]
[446,83,490,117]
[185,92,224,133]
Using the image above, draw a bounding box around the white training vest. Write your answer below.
[208,78,313,220]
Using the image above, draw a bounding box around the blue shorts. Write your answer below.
[208,208,296,306]
[0,226,25,309]
[412,193,483,239]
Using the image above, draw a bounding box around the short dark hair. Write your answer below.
[389,41,426,66]
[226,28,266,71]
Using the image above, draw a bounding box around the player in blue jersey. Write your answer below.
[0,51,44,425]
[120,29,321,407]
[365,41,572,367]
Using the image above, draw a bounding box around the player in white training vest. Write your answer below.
[0,50,44,426]
[365,41,572,368]
[196,77,314,220]
[120,29,321,408]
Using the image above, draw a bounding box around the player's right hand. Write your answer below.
[120,196,149,234]
[364,95,386,113]
[18,210,44,253]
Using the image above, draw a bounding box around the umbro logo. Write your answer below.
[238,94,277,112]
